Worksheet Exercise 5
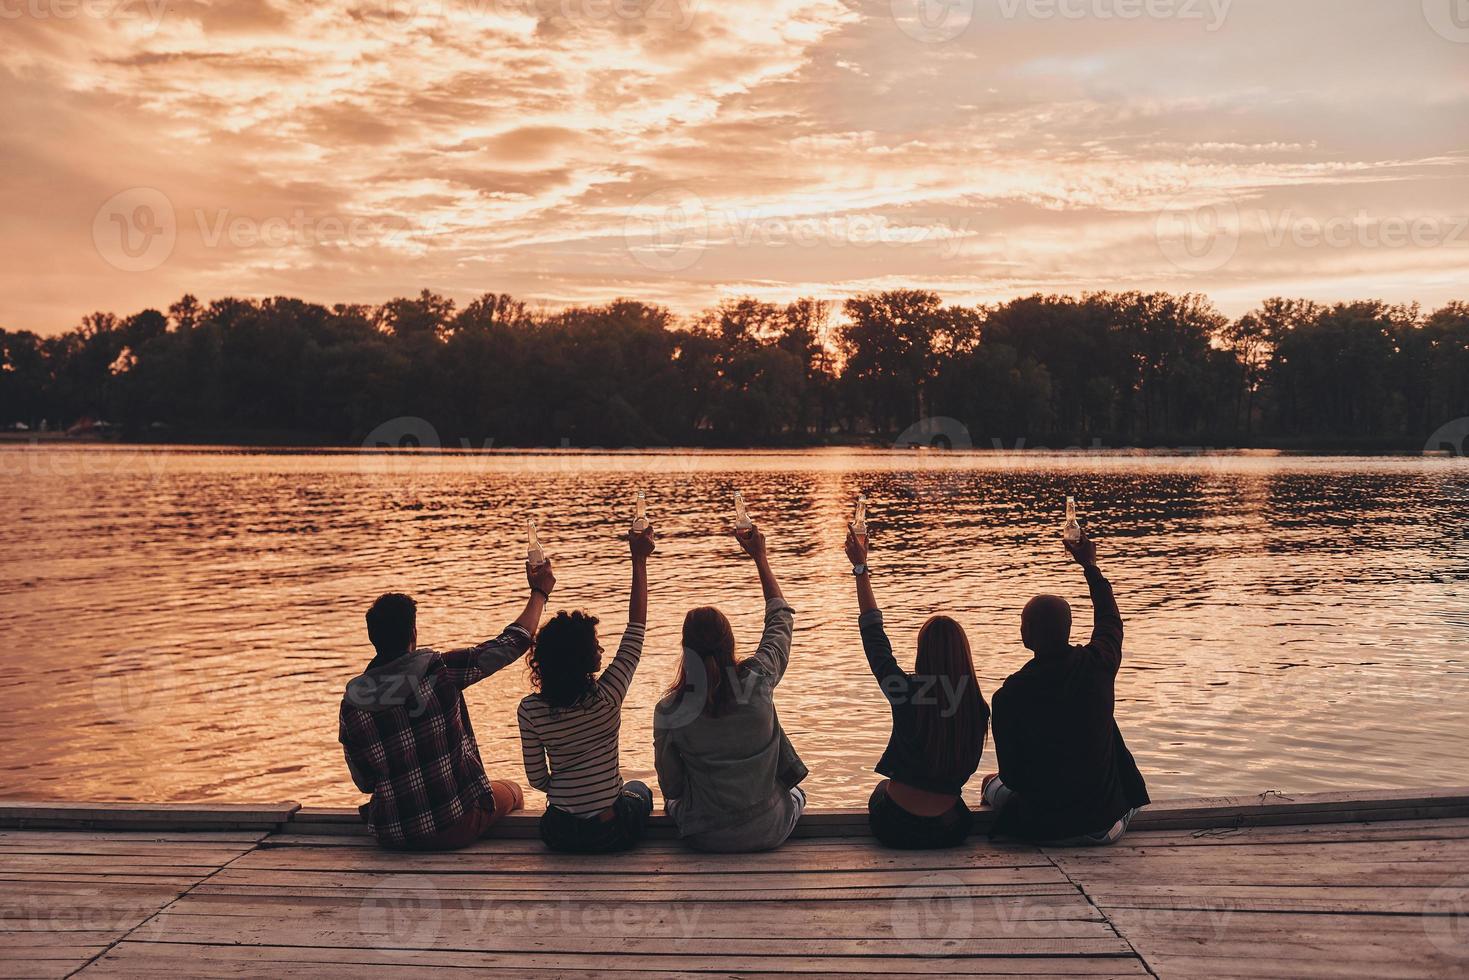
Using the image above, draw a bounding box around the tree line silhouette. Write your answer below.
[1,289,1465,448]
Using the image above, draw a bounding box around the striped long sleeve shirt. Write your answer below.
[517,622,645,814]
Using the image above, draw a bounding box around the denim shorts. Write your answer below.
[539,780,654,853]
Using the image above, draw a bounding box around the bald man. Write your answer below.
[982,530,1150,845]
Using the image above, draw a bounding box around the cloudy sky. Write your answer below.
[2,0,1467,333]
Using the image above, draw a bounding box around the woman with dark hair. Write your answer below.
[517,527,655,852]
[845,527,989,848]
[653,523,807,852]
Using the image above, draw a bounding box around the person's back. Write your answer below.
[985,531,1149,844]
[654,523,808,852]
[517,527,657,853]
[340,572,552,850]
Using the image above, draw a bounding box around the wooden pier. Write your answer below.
[2,789,1467,978]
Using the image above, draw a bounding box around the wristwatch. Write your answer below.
[851,563,869,576]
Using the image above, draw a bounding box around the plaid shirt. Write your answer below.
[339,623,532,846]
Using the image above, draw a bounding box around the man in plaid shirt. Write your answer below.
[340,560,556,850]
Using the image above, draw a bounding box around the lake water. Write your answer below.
[0,446,1465,809]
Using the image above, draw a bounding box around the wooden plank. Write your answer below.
[160,894,1108,931]
[205,864,1070,891]
[1101,908,1466,979]
[79,942,1149,976]
[0,802,300,832]
[1074,884,1458,915]
[229,846,1056,874]
[287,789,1469,838]
[0,830,266,845]
[141,913,1135,958]
[0,959,84,979]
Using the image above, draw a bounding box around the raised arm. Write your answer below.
[737,524,794,681]
[846,527,876,615]
[599,527,655,704]
[1065,531,1123,672]
[846,528,908,699]
[439,560,555,689]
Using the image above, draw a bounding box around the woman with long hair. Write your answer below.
[845,526,989,848]
[653,522,808,852]
[517,526,656,852]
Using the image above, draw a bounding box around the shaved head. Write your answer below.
[1022,594,1073,652]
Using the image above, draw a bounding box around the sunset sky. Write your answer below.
[3,0,1467,333]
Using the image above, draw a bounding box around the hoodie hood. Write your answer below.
[343,649,438,714]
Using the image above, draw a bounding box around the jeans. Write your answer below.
[669,786,808,852]
[539,780,654,853]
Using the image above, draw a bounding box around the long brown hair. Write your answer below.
[665,606,741,717]
[913,616,989,783]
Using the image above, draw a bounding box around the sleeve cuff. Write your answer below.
[623,621,647,636]
[765,597,795,617]
[503,623,533,649]
[858,608,884,629]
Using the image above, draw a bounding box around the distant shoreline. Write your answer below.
[0,431,1446,456]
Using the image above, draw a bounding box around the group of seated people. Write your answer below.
[339,518,1150,853]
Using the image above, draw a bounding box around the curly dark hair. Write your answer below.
[528,611,601,708]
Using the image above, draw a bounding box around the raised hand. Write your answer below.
[735,524,767,561]
[527,558,557,597]
[845,527,868,567]
[629,526,656,561]
[1063,528,1097,569]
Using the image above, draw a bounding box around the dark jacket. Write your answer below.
[990,566,1149,841]
[859,608,989,795]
